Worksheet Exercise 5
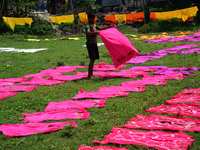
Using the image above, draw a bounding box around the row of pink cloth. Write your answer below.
[127,43,200,64]
[145,32,200,43]
[89,88,199,149]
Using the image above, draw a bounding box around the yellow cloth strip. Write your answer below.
[115,14,126,23]
[78,12,87,22]
[3,17,15,31]
[50,15,74,24]
[3,17,32,31]
[181,6,198,22]
[155,6,198,21]
[155,10,182,20]
[14,18,26,25]
[63,14,74,23]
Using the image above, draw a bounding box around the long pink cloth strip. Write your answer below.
[120,114,200,132]
[145,33,200,43]
[166,95,200,105]
[0,121,78,137]
[99,27,140,67]
[72,89,129,99]
[93,127,194,150]
[93,62,126,71]
[145,104,200,118]
[0,92,18,100]
[0,81,15,86]
[98,85,146,92]
[0,77,27,82]
[22,108,90,123]
[19,76,65,86]
[78,145,129,150]
[127,44,200,64]
[172,88,200,99]
[100,70,149,79]
[0,85,38,92]
[44,99,107,112]
[48,74,87,81]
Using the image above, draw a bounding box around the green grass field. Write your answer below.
[0,29,200,150]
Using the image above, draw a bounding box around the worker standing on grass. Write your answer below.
[85,12,113,79]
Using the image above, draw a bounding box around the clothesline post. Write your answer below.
[142,0,147,33]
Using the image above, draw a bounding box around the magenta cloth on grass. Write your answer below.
[78,145,129,150]
[0,81,15,86]
[0,121,78,137]
[0,92,18,100]
[48,74,87,81]
[145,104,200,118]
[166,95,200,105]
[44,99,106,112]
[100,70,149,79]
[98,85,146,92]
[93,62,126,71]
[119,114,200,132]
[22,108,90,123]
[99,27,140,67]
[0,77,27,83]
[0,85,38,92]
[19,76,65,86]
[72,89,129,99]
[93,126,194,150]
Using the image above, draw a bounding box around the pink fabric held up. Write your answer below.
[119,114,200,132]
[93,126,194,150]
[99,27,140,67]
[78,145,129,150]
[22,108,90,123]
[44,99,107,112]
[0,121,78,137]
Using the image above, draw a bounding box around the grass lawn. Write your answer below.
[0,28,200,150]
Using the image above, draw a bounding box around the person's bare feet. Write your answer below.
[88,75,96,79]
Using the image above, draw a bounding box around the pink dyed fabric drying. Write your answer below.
[76,71,107,76]
[19,76,65,86]
[56,65,87,70]
[100,70,149,79]
[166,95,200,105]
[120,114,200,132]
[145,104,200,118]
[98,85,146,92]
[93,126,194,150]
[127,43,200,64]
[0,85,38,92]
[0,121,78,137]
[93,62,126,71]
[44,99,106,112]
[0,77,27,83]
[0,81,15,86]
[22,108,90,123]
[0,92,18,100]
[72,89,129,99]
[99,27,140,67]
[78,145,129,150]
[48,74,87,81]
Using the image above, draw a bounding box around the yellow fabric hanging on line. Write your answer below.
[155,10,182,20]
[63,14,74,23]
[78,12,87,22]
[3,17,15,31]
[181,6,198,22]
[115,14,126,23]
[14,18,26,26]
[2,17,33,31]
